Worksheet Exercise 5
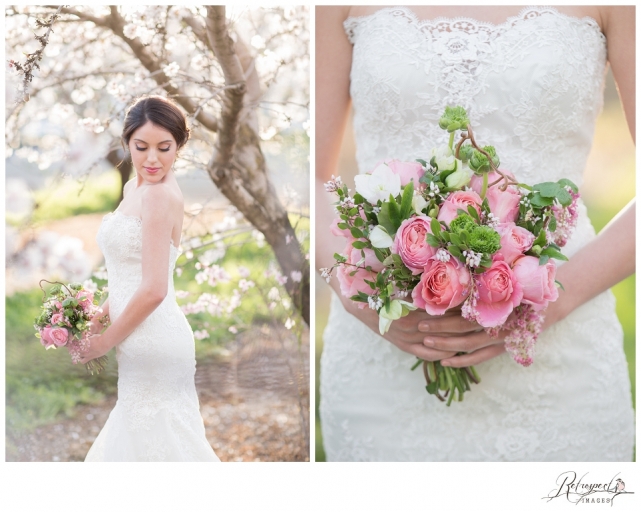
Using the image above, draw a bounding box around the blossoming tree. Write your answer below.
[5,5,310,324]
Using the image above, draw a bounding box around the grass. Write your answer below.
[30,172,120,224]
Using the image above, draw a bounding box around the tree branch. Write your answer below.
[205,6,246,167]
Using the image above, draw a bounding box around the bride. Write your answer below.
[80,96,220,461]
[316,6,635,461]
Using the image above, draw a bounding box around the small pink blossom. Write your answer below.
[437,190,482,226]
[51,313,64,325]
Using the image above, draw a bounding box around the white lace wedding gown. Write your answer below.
[320,7,634,462]
[85,210,220,461]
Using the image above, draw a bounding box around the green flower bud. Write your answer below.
[468,225,501,254]
[449,214,477,235]
[439,106,470,133]
[458,145,474,163]
[469,146,500,173]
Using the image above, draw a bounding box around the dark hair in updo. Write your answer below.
[121,95,190,151]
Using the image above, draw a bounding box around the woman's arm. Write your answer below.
[316,6,459,361]
[430,6,636,367]
[79,184,176,362]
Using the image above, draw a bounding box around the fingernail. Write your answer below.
[418,322,429,332]
[424,338,434,347]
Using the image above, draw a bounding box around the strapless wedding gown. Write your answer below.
[320,6,634,461]
[85,210,220,462]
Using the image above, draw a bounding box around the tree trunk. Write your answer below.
[105,148,132,204]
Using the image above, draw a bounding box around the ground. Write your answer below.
[7,325,310,462]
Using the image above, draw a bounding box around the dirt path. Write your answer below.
[7,326,310,462]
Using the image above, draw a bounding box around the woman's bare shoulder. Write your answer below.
[122,178,136,197]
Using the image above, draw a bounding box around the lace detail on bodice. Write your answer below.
[344,6,607,188]
[86,211,219,461]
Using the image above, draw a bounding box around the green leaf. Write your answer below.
[426,234,441,248]
[529,193,554,208]
[353,217,364,227]
[555,279,566,291]
[548,215,557,232]
[353,193,365,205]
[351,241,368,249]
[400,181,414,220]
[449,233,461,246]
[377,203,396,236]
[430,217,441,238]
[391,254,403,266]
[426,382,439,395]
[350,292,369,303]
[448,245,462,259]
[555,187,572,206]
[388,195,401,231]
[440,231,450,242]
[538,255,550,266]
[374,248,386,263]
[382,255,395,266]
[416,159,428,167]
[350,227,364,239]
[333,252,346,263]
[540,247,568,261]
[533,182,561,198]
[557,178,578,193]
[467,205,480,222]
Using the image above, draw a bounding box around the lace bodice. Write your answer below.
[345,6,607,188]
[320,6,634,462]
[97,210,179,320]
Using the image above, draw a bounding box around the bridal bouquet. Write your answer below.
[321,106,579,405]
[34,280,110,374]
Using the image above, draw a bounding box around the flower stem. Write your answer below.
[448,131,455,151]
[480,172,488,200]
[411,358,422,371]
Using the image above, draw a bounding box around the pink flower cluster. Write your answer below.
[397,184,558,330]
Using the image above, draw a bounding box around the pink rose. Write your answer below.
[49,327,70,347]
[51,313,64,325]
[54,301,63,311]
[76,290,94,312]
[512,256,559,310]
[469,170,516,195]
[437,190,482,226]
[330,218,353,240]
[411,257,470,315]
[470,169,521,223]
[384,160,424,187]
[485,185,521,223]
[40,327,56,348]
[496,222,535,265]
[391,215,439,275]
[336,242,384,308]
[475,259,523,327]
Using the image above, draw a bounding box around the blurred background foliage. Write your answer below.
[315,70,636,461]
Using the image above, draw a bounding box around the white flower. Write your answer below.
[369,225,394,249]
[194,330,210,340]
[354,163,401,204]
[123,24,138,40]
[163,61,180,78]
[290,271,302,283]
[431,145,456,172]
[435,248,451,262]
[284,318,295,330]
[412,193,428,214]
[445,161,473,188]
[378,299,417,335]
[228,326,238,334]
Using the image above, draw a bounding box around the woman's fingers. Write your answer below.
[423,330,502,353]
[441,344,506,367]
[397,340,457,361]
[418,314,481,335]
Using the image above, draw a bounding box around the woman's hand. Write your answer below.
[79,333,112,364]
[341,296,470,361]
